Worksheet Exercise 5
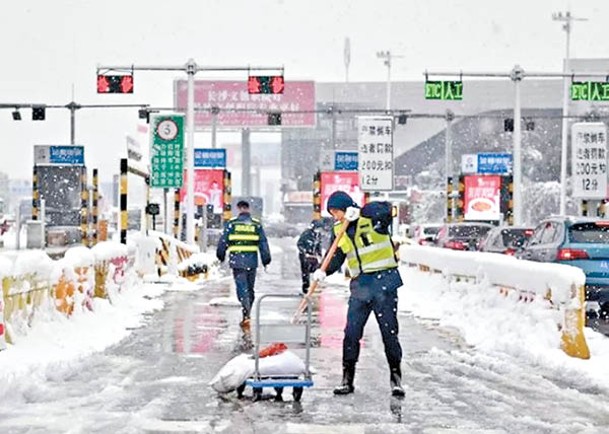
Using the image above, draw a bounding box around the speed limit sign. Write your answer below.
[156,119,179,141]
[150,114,185,188]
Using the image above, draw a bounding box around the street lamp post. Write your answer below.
[553,10,588,215]
[445,109,455,221]
[376,51,403,112]
[511,65,524,226]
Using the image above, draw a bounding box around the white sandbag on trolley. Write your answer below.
[210,350,307,393]
[209,354,254,393]
[257,350,306,377]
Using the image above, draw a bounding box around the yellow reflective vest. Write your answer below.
[334,217,398,278]
[227,218,261,253]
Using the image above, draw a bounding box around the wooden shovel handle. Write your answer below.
[291,218,350,323]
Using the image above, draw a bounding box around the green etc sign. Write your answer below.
[571,81,609,101]
[425,80,463,101]
[150,114,185,188]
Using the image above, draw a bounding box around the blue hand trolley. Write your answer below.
[239,292,314,402]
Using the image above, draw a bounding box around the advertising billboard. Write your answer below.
[464,175,501,221]
[174,80,316,129]
[320,171,365,217]
[180,169,224,214]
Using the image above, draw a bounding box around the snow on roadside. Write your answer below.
[399,265,609,392]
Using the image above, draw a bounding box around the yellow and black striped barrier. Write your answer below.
[120,158,128,245]
[80,167,88,246]
[32,165,39,221]
[92,168,99,246]
[313,171,321,221]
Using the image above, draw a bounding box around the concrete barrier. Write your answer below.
[399,244,590,360]
[0,242,133,347]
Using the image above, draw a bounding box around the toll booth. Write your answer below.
[33,145,86,246]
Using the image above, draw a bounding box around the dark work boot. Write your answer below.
[390,364,405,397]
[333,363,355,395]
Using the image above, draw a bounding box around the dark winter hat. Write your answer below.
[311,219,324,229]
[326,190,357,213]
[236,200,250,209]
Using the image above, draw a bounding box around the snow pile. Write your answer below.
[0,279,167,396]
[399,265,609,389]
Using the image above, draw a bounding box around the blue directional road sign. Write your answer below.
[335,151,358,171]
[477,153,512,174]
[194,148,227,168]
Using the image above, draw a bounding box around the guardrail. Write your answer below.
[399,244,590,360]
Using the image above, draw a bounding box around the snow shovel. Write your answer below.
[291,218,350,324]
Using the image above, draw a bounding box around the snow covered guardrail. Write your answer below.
[399,244,590,360]
[0,242,133,348]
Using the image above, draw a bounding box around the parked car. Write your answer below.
[434,222,494,251]
[411,223,442,246]
[477,226,534,255]
[518,216,609,315]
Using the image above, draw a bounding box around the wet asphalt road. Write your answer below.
[2,238,609,433]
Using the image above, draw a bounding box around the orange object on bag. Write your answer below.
[258,342,288,358]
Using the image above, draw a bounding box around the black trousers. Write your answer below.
[299,253,319,293]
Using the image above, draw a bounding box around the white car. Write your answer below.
[411,223,442,246]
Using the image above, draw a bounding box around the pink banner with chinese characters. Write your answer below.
[180,169,225,214]
[320,172,366,216]
[174,80,316,129]
[464,175,501,221]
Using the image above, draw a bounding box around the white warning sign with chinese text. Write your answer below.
[357,116,394,191]
[571,122,608,200]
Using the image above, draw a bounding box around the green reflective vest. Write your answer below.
[227,218,261,253]
[334,217,398,277]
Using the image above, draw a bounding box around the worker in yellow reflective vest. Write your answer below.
[217,200,271,330]
[312,190,404,397]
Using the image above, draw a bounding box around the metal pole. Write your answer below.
[70,105,76,145]
[331,107,337,150]
[445,110,454,220]
[386,54,391,112]
[185,59,196,244]
[559,20,571,216]
[552,10,587,215]
[511,65,524,226]
[163,188,168,234]
[15,204,20,250]
[242,128,251,196]
[211,106,219,149]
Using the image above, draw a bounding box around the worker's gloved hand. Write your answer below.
[312,269,326,282]
[344,206,360,222]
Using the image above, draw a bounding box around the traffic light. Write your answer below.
[32,106,45,121]
[247,76,285,94]
[504,118,514,132]
[267,112,282,126]
[97,74,134,94]
[397,114,408,125]
[138,108,150,123]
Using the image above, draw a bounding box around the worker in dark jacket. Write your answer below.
[216,200,271,330]
[312,190,404,397]
[297,220,324,294]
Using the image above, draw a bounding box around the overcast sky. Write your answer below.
[1,0,607,184]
